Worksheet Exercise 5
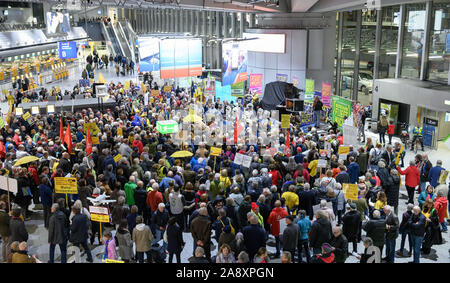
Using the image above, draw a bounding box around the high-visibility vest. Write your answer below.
[414,127,423,137]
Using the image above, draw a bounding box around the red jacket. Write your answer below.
[293,169,310,183]
[267,207,289,237]
[269,170,282,186]
[146,189,163,212]
[434,196,448,223]
[397,165,420,188]
[132,139,143,154]
[28,166,39,186]
[387,124,395,135]
[337,136,343,145]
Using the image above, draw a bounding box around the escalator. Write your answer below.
[105,24,123,56]
[113,22,132,60]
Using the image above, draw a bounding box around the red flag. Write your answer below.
[60,117,64,142]
[64,124,72,154]
[86,128,92,156]
[285,130,290,157]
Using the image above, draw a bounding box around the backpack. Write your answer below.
[220,217,236,235]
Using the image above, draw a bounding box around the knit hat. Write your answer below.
[297,147,302,153]
[251,202,259,211]
[321,243,333,254]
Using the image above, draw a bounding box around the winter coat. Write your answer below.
[70,213,89,244]
[434,196,448,223]
[298,190,316,219]
[152,209,169,229]
[267,207,289,237]
[342,210,361,240]
[0,210,11,237]
[124,182,137,205]
[166,223,184,254]
[408,213,426,237]
[282,223,299,251]
[334,189,346,211]
[330,234,348,263]
[115,228,134,260]
[297,215,312,240]
[190,215,212,247]
[377,168,392,189]
[216,252,236,263]
[429,166,445,188]
[348,162,360,184]
[134,187,148,213]
[111,204,129,225]
[336,172,350,185]
[10,217,28,242]
[357,152,368,174]
[385,212,399,240]
[104,239,117,260]
[418,192,436,209]
[242,224,266,259]
[218,231,235,249]
[132,223,154,252]
[169,191,185,215]
[146,189,163,212]
[48,210,67,244]
[385,175,400,208]
[309,217,332,249]
[363,218,386,247]
[238,200,252,228]
[399,211,412,234]
[39,184,53,207]
[397,165,420,188]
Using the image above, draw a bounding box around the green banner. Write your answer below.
[305,79,315,102]
[332,96,352,129]
[231,81,244,97]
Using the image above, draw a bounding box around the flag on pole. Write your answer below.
[394,144,404,166]
[234,116,238,144]
[86,128,92,156]
[64,124,72,154]
[60,117,64,142]
[285,130,290,157]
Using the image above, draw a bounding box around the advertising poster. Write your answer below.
[276,73,288,82]
[249,74,263,95]
[137,37,160,72]
[305,79,315,102]
[58,41,77,59]
[160,38,202,79]
[321,82,332,107]
[332,95,352,129]
[46,12,71,34]
[231,81,245,97]
[222,41,247,86]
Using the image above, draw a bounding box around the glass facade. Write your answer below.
[427,1,450,84]
[333,1,450,104]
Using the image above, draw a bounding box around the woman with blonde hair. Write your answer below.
[215,243,236,263]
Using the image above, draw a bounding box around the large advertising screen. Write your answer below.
[46,12,71,34]
[222,41,247,86]
[137,37,160,72]
[160,38,202,79]
[58,41,77,59]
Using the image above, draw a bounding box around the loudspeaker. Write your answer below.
[284,83,299,99]
[286,98,304,112]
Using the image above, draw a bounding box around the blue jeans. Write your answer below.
[441,222,447,232]
[400,231,412,253]
[411,235,423,263]
[153,229,167,251]
[419,182,427,194]
[49,242,67,263]
[314,110,321,127]
[385,238,396,263]
[275,236,281,256]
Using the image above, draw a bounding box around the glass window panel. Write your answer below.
[339,11,357,99]
[427,0,450,84]
[379,5,400,79]
[401,3,427,79]
[359,9,377,106]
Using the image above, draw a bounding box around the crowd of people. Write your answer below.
[0,72,448,264]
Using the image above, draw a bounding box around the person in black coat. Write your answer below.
[336,166,350,185]
[363,210,386,254]
[330,226,348,263]
[310,210,332,255]
[297,184,316,220]
[69,206,93,262]
[166,217,184,263]
[238,196,252,229]
[282,215,299,261]
[383,205,399,263]
[242,214,266,261]
[376,161,392,191]
[48,203,67,263]
[342,203,361,253]
[9,208,28,243]
[134,181,149,224]
[385,170,400,215]
[408,206,426,263]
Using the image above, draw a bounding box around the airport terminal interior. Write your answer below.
[0,0,449,264]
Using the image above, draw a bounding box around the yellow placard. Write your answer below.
[4,168,9,176]
[210,147,222,157]
[338,146,350,155]
[439,170,449,185]
[54,177,78,194]
[22,112,31,121]
[343,183,358,201]
[114,154,122,163]
[91,213,110,223]
[151,90,160,97]
[124,81,130,90]
[163,85,172,93]
[281,114,291,129]
[141,83,147,93]
[105,259,124,263]
[91,136,100,145]
[117,127,123,136]
[84,122,100,136]
[0,71,4,81]
[395,145,404,166]
[52,161,59,172]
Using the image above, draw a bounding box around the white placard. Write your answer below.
[317,159,327,168]
[0,176,8,193]
[241,155,252,168]
[234,153,244,165]
[89,206,108,215]
[7,177,18,194]
[339,154,347,161]
[343,124,359,147]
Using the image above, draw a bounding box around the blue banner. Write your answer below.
[137,37,160,72]
[58,41,77,59]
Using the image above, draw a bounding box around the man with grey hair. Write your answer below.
[386,168,400,215]
[376,160,391,191]
[48,202,67,263]
[384,205,399,263]
[190,207,212,262]
[408,205,426,263]
[188,247,209,263]
[397,203,414,257]
[363,210,386,256]
[242,212,266,261]
[310,210,332,255]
